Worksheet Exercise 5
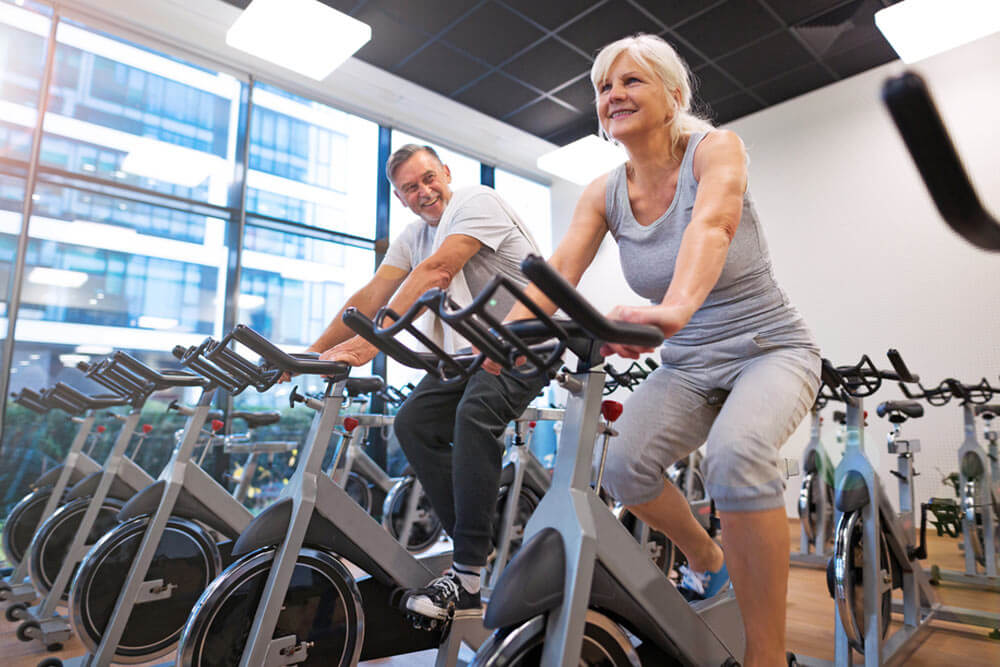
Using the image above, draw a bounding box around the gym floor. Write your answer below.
[2,520,998,666]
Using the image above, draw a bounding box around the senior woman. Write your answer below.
[488,34,820,667]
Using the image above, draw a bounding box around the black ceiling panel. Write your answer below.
[442,3,544,66]
[352,6,431,70]
[498,0,601,31]
[673,1,784,60]
[455,72,540,118]
[219,0,904,145]
[716,31,814,88]
[502,38,591,92]
[505,99,582,137]
[553,77,597,113]
[632,0,721,27]
[556,0,661,57]
[762,0,856,26]
[824,37,897,79]
[393,41,488,96]
[691,65,740,105]
[751,62,836,105]
[707,92,764,123]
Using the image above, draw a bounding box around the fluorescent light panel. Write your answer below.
[226,0,371,80]
[537,135,627,186]
[875,0,1000,64]
[28,267,88,288]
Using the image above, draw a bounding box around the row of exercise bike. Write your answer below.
[0,256,998,666]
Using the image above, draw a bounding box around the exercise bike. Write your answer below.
[347,255,746,666]
[806,352,1000,667]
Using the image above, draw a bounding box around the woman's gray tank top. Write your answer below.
[605,131,814,348]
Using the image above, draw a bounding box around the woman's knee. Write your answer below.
[602,444,665,507]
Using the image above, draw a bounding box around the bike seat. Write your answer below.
[974,404,999,419]
[230,410,281,428]
[876,400,923,422]
[345,376,385,397]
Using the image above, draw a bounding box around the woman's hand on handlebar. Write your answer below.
[599,303,686,358]
[321,336,378,368]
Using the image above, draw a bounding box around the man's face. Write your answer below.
[391,150,453,225]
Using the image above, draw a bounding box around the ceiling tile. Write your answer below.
[691,66,739,104]
[498,0,598,31]
[631,0,715,27]
[353,6,434,70]
[553,76,596,113]
[546,113,600,145]
[708,92,763,124]
[824,37,897,78]
[455,72,540,117]
[557,0,661,57]
[673,0,783,60]
[751,62,835,105]
[442,3,544,66]
[370,0,479,34]
[502,38,591,92]
[504,98,582,136]
[394,41,489,96]
[716,31,814,87]
[763,0,852,26]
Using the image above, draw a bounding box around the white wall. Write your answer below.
[557,32,1000,516]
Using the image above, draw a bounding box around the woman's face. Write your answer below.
[596,53,673,143]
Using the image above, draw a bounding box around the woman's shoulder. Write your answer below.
[691,130,747,179]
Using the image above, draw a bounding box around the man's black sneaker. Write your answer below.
[404,570,481,621]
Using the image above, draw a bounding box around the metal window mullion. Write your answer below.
[368,124,392,469]
[481,163,495,188]
[0,11,62,449]
[214,75,255,478]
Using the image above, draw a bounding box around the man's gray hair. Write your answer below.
[385,143,443,184]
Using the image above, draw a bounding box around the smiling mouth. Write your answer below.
[420,197,440,208]
[610,110,635,119]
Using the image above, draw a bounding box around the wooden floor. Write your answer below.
[2,520,997,666]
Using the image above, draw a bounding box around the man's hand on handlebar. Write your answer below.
[322,336,379,368]
[598,303,684,359]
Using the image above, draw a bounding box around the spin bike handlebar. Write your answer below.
[343,255,663,382]
[179,325,349,395]
[48,382,129,410]
[883,72,1000,251]
[11,387,52,414]
[821,349,919,399]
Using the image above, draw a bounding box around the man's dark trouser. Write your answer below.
[393,368,546,567]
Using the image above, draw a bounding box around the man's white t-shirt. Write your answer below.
[382,186,536,319]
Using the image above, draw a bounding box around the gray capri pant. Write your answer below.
[602,328,821,512]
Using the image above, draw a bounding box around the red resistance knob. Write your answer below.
[528,421,536,429]
[343,417,359,432]
[97,425,106,433]
[601,400,624,423]
[142,424,153,434]
[211,419,225,432]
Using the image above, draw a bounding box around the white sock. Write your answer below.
[452,563,482,594]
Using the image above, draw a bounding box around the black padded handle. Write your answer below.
[12,388,53,414]
[882,72,1000,251]
[112,351,209,389]
[886,349,918,383]
[228,325,349,378]
[521,255,663,349]
[50,382,128,410]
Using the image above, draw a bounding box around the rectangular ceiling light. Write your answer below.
[226,0,371,80]
[875,0,1000,63]
[537,135,627,186]
[28,267,88,288]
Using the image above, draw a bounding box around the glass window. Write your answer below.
[38,18,241,205]
[494,169,552,256]
[247,82,378,239]
[0,1,50,163]
[388,130,481,241]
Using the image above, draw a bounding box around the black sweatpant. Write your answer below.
[393,368,546,566]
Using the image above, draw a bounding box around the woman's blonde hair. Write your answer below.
[590,33,713,157]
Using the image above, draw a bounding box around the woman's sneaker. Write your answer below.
[405,570,481,621]
[678,561,730,601]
